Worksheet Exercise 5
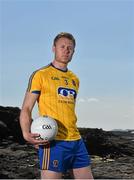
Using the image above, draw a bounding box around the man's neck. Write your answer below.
[52,60,67,71]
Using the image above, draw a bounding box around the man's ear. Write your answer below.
[52,45,55,53]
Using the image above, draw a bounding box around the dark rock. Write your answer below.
[0,120,9,138]
[79,127,134,158]
[0,106,25,144]
[0,106,134,179]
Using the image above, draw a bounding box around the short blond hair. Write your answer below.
[53,32,76,47]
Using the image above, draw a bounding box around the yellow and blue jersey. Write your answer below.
[27,63,81,140]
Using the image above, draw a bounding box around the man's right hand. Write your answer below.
[23,132,49,147]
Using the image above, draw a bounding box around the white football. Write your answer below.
[31,116,58,141]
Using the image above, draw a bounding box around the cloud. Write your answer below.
[78,98,85,103]
[77,97,100,103]
[87,98,100,103]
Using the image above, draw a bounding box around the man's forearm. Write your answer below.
[19,108,32,138]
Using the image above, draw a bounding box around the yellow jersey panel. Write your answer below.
[27,64,81,140]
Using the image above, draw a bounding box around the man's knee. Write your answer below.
[41,170,62,179]
[73,166,94,179]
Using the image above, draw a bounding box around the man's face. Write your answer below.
[52,37,75,64]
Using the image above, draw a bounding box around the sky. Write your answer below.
[1,0,134,130]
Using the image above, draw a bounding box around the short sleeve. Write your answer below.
[27,71,42,94]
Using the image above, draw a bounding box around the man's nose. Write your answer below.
[65,47,70,53]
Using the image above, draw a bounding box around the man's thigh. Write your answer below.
[73,166,94,179]
[41,170,62,179]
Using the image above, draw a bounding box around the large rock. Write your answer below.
[0,106,25,143]
[0,106,134,179]
[80,127,134,157]
[0,106,134,157]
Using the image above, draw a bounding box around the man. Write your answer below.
[20,32,93,179]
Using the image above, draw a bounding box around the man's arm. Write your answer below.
[20,92,47,145]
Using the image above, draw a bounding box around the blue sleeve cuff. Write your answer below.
[31,90,41,94]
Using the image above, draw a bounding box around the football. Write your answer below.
[31,116,58,141]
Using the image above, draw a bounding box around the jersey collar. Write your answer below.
[51,63,68,72]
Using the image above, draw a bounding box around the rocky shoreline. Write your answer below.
[0,106,134,179]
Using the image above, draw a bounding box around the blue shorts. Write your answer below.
[38,138,91,173]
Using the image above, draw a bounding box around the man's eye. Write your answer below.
[69,47,73,51]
